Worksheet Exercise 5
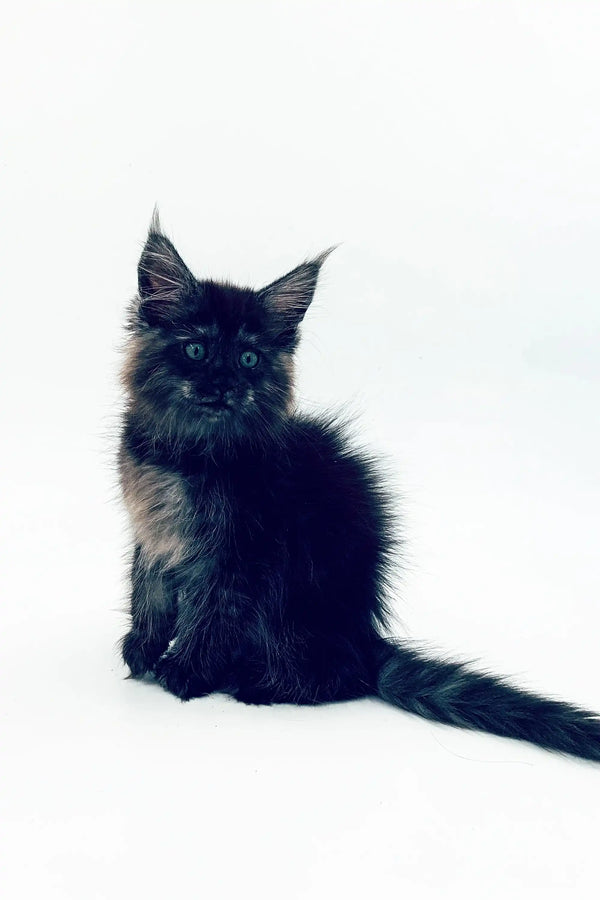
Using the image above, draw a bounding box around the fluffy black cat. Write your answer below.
[119,213,600,762]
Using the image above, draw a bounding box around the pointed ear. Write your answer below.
[257,247,336,334]
[137,211,195,320]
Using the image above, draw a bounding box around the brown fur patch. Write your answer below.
[120,447,192,569]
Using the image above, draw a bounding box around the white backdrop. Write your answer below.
[1,2,599,898]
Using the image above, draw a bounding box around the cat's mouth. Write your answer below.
[190,396,234,417]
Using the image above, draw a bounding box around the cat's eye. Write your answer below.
[240,350,260,369]
[184,342,206,361]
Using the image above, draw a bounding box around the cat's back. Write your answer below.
[282,413,392,528]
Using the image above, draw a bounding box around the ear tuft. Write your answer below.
[311,245,338,267]
[148,204,162,237]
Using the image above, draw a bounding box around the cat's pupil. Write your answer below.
[185,342,205,360]
[240,350,259,369]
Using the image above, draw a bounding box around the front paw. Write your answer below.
[154,655,210,701]
[235,685,274,706]
[122,630,161,678]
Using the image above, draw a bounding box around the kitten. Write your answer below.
[119,212,600,761]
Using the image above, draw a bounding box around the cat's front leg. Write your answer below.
[121,547,177,678]
[153,563,229,700]
[151,570,211,700]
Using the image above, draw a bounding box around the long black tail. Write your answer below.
[376,639,600,762]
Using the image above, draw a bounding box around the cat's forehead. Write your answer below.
[187,280,264,334]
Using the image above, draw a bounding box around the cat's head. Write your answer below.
[123,212,333,450]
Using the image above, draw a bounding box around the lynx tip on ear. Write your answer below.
[311,245,339,267]
[149,205,162,236]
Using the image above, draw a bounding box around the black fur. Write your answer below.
[119,213,600,762]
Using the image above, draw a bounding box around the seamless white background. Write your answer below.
[1,2,599,898]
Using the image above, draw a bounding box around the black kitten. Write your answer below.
[119,212,600,761]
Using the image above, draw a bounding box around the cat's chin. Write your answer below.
[181,405,248,445]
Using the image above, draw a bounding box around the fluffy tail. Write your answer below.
[376,639,600,762]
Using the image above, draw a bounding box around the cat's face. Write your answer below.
[123,213,331,449]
